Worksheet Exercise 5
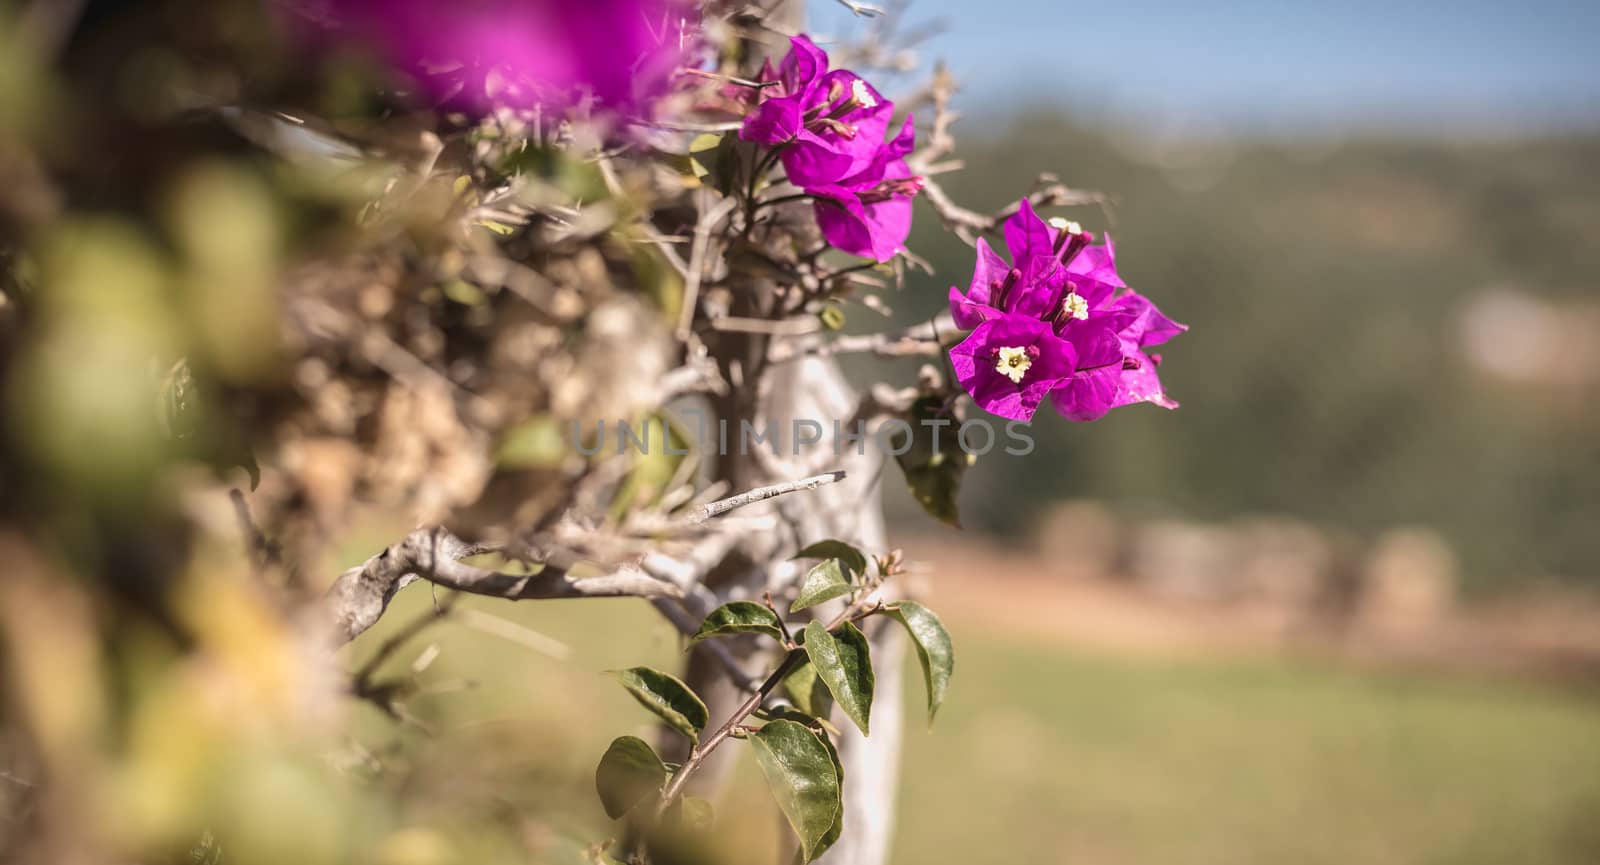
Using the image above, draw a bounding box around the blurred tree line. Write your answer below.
[878,110,1600,590]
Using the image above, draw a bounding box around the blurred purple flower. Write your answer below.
[948,314,1078,422]
[290,0,696,114]
[739,35,919,262]
[947,199,1186,421]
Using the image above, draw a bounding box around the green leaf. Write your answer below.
[750,720,843,863]
[608,414,691,519]
[813,728,846,860]
[687,133,723,180]
[803,621,874,736]
[790,560,852,612]
[889,396,972,527]
[781,659,834,722]
[594,736,668,819]
[691,601,787,645]
[793,540,868,580]
[886,602,954,724]
[683,132,737,194]
[611,667,709,742]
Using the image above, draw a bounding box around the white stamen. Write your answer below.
[1048,217,1083,235]
[850,79,876,109]
[1062,291,1089,321]
[995,346,1032,383]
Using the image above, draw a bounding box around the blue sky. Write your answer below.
[811,0,1600,133]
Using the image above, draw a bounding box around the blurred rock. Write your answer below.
[1231,517,1331,614]
[1033,499,1122,581]
[1357,527,1458,636]
[1131,520,1237,602]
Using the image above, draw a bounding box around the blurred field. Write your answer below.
[348,552,1600,865]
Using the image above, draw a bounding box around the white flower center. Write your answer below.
[1062,291,1089,321]
[1048,217,1083,235]
[850,79,876,109]
[995,346,1032,383]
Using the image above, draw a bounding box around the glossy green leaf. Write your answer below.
[793,540,868,579]
[750,720,843,863]
[611,667,709,742]
[691,601,787,645]
[886,602,954,724]
[813,727,846,860]
[803,620,874,736]
[790,560,852,612]
[781,659,834,722]
[594,736,668,819]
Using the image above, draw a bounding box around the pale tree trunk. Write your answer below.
[666,352,905,865]
[662,2,908,861]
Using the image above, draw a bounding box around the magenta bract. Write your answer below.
[739,35,919,262]
[948,199,1186,421]
[289,0,697,115]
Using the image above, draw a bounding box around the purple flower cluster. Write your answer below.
[739,36,920,262]
[948,201,1185,422]
[289,0,695,115]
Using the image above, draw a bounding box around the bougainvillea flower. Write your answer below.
[948,200,1099,328]
[947,198,1185,421]
[291,0,696,114]
[948,315,1078,421]
[807,115,920,261]
[1048,278,1187,422]
[739,36,895,188]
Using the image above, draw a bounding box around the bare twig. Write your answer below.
[636,120,744,134]
[686,470,846,524]
[905,64,1106,244]
[769,311,956,362]
[678,192,740,341]
[709,315,821,336]
[835,0,885,16]
[660,357,729,399]
[323,527,682,644]
[353,592,460,690]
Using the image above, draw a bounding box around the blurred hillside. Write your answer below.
[875,111,1600,590]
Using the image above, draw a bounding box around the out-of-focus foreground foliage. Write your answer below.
[0,0,687,861]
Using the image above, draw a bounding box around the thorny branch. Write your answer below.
[686,470,845,523]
